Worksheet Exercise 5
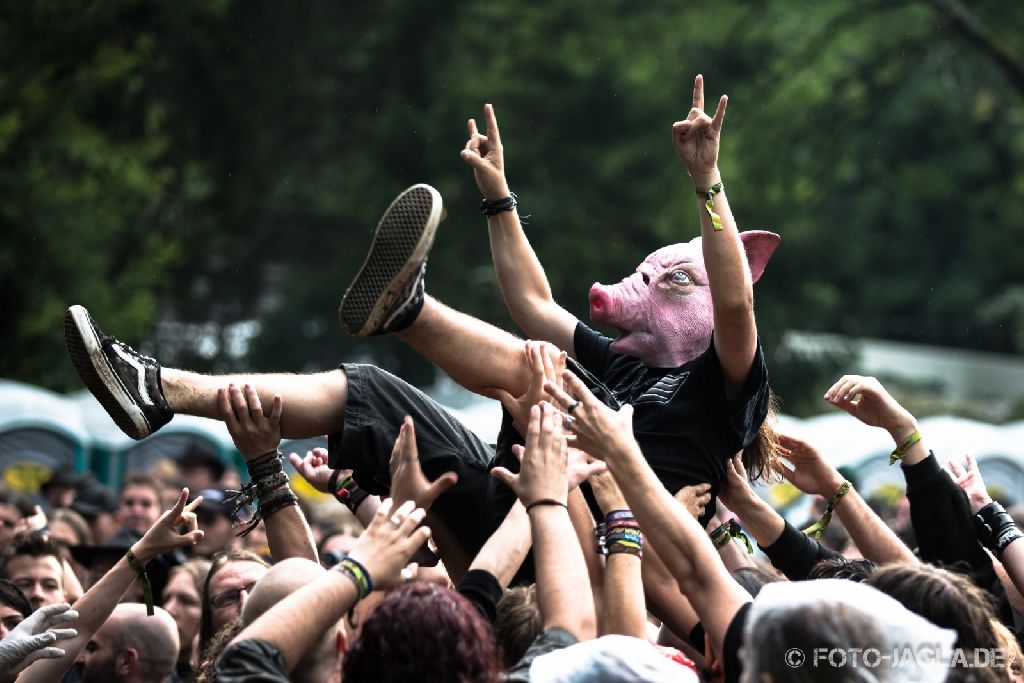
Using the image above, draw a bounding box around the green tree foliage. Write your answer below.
[2,1,1022,413]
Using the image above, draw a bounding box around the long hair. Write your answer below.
[867,563,1003,681]
[741,388,782,484]
[343,582,501,683]
[198,549,268,658]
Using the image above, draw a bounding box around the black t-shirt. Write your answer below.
[723,602,751,683]
[572,322,770,526]
[214,639,290,683]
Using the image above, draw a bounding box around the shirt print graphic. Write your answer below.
[633,372,690,406]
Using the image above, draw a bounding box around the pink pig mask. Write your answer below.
[588,230,780,369]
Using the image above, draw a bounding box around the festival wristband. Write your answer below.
[125,549,154,616]
[889,430,922,465]
[695,181,724,231]
[803,481,852,540]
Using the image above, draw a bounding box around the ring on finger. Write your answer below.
[567,400,580,415]
[401,567,414,582]
[563,416,575,429]
[389,515,404,527]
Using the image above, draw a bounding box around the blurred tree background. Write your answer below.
[2,0,1022,416]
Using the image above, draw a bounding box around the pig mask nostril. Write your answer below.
[641,272,650,285]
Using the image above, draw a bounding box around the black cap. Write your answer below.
[68,527,143,567]
[70,485,120,519]
[40,471,82,492]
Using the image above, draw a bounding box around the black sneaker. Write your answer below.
[339,184,442,336]
[64,305,173,440]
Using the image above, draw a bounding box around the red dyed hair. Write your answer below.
[343,582,500,683]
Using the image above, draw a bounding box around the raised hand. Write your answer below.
[131,489,204,562]
[483,341,567,436]
[346,498,431,591]
[947,454,992,514]
[776,434,845,498]
[492,403,570,506]
[460,104,511,200]
[219,383,283,460]
[0,603,78,677]
[823,375,916,434]
[287,447,335,493]
[544,370,637,461]
[590,468,629,516]
[672,74,727,187]
[388,417,458,511]
[718,454,760,512]
[675,483,712,521]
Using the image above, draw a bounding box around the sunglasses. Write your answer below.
[209,581,257,610]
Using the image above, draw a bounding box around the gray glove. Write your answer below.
[0,603,78,677]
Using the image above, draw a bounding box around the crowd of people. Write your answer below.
[2,74,1022,682]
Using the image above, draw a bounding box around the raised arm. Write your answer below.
[548,371,749,658]
[672,75,770,398]
[20,491,203,683]
[221,499,429,674]
[492,403,596,640]
[461,104,578,352]
[948,454,1024,598]
[777,433,915,565]
[824,375,996,582]
[220,384,317,563]
[590,469,647,639]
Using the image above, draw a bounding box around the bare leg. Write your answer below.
[398,296,532,398]
[161,368,348,440]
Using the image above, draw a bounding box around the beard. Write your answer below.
[78,653,120,683]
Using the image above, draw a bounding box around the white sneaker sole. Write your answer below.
[65,305,150,439]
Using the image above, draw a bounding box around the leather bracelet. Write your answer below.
[480,193,517,216]
[975,500,1022,555]
[525,498,568,514]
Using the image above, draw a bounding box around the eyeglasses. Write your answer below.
[321,550,348,569]
[209,581,257,609]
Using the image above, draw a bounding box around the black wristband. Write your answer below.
[974,500,1021,555]
[480,193,517,216]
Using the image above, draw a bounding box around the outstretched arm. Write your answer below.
[220,384,317,563]
[825,375,995,583]
[548,371,749,657]
[672,75,755,398]
[777,433,915,565]
[492,403,597,640]
[948,454,1024,599]
[223,499,429,674]
[20,491,204,683]
[461,105,578,352]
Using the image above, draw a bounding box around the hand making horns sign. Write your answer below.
[672,74,728,188]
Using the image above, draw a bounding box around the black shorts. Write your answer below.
[327,364,520,556]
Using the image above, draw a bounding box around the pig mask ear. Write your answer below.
[739,230,780,283]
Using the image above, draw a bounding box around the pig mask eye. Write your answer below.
[670,271,690,285]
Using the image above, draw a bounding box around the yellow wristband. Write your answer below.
[695,181,724,231]
[889,430,922,465]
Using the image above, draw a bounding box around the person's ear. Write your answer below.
[117,648,139,675]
